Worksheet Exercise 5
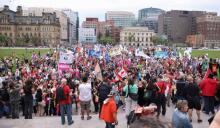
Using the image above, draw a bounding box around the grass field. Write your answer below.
[179,50,220,59]
[0,48,52,59]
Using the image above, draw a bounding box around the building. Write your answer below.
[78,28,96,44]
[120,27,155,46]
[158,10,206,43]
[138,7,165,33]
[62,9,79,44]
[23,7,70,45]
[105,11,135,27]
[197,13,220,47]
[82,18,99,30]
[0,5,60,47]
[82,18,118,43]
[185,34,204,47]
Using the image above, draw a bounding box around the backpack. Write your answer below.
[56,86,66,101]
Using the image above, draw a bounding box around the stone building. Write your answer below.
[197,13,220,47]
[0,5,60,47]
[120,27,155,46]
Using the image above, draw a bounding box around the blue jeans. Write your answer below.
[60,104,73,124]
[105,122,115,128]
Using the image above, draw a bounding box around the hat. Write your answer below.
[108,90,116,97]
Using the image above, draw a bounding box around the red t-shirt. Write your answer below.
[58,85,72,105]
[156,81,166,94]
[100,98,117,123]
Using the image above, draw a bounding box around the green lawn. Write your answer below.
[0,48,52,59]
[179,50,220,59]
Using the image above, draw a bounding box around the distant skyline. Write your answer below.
[1,0,220,23]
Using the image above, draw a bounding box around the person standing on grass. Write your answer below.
[78,75,92,120]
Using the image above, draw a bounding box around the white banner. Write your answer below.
[59,51,74,64]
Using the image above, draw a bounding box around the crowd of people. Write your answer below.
[0,45,220,128]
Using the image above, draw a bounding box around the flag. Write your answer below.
[59,51,74,64]
[118,67,128,79]
[95,63,103,81]
[105,52,110,63]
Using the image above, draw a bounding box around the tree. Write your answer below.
[23,34,30,45]
[152,35,169,46]
[31,36,41,46]
[128,34,135,42]
[98,36,113,45]
[0,35,9,46]
[16,38,25,46]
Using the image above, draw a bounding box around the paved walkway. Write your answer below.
[0,105,211,128]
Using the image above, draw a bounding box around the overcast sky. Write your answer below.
[1,0,220,22]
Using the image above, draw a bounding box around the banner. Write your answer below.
[59,51,74,64]
[154,51,168,58]
[109,48,121,57]
[135,48,150,59]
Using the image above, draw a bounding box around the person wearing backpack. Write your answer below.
[56,78,73,125]
[123,77,138,117]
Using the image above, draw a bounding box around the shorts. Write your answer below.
[80,100,91,111]
[187,98,201,110]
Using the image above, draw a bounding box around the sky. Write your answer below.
[1,0,220,23]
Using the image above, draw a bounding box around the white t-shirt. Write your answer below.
[79,82,92,101]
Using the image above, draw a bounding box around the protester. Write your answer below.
[78,75,92,120]
[156,75,167,117]
[9,82,21,119]
[23,79,34,119]
[185,75,203,123]
[100,90,118,128]
[172,100,193,128]
[199,73,218,115]
[123,77,138,117]
[56,78,73,125]
[175,73,187,101]
[98,73,112,118]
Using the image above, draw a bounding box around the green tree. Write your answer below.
[16,38,25,46]
[128,34,135,42]
[98,36,113,45]
[0,35,9,46]
[31,36,41,46]
[152,35,169,46]
[23,34,30,45]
